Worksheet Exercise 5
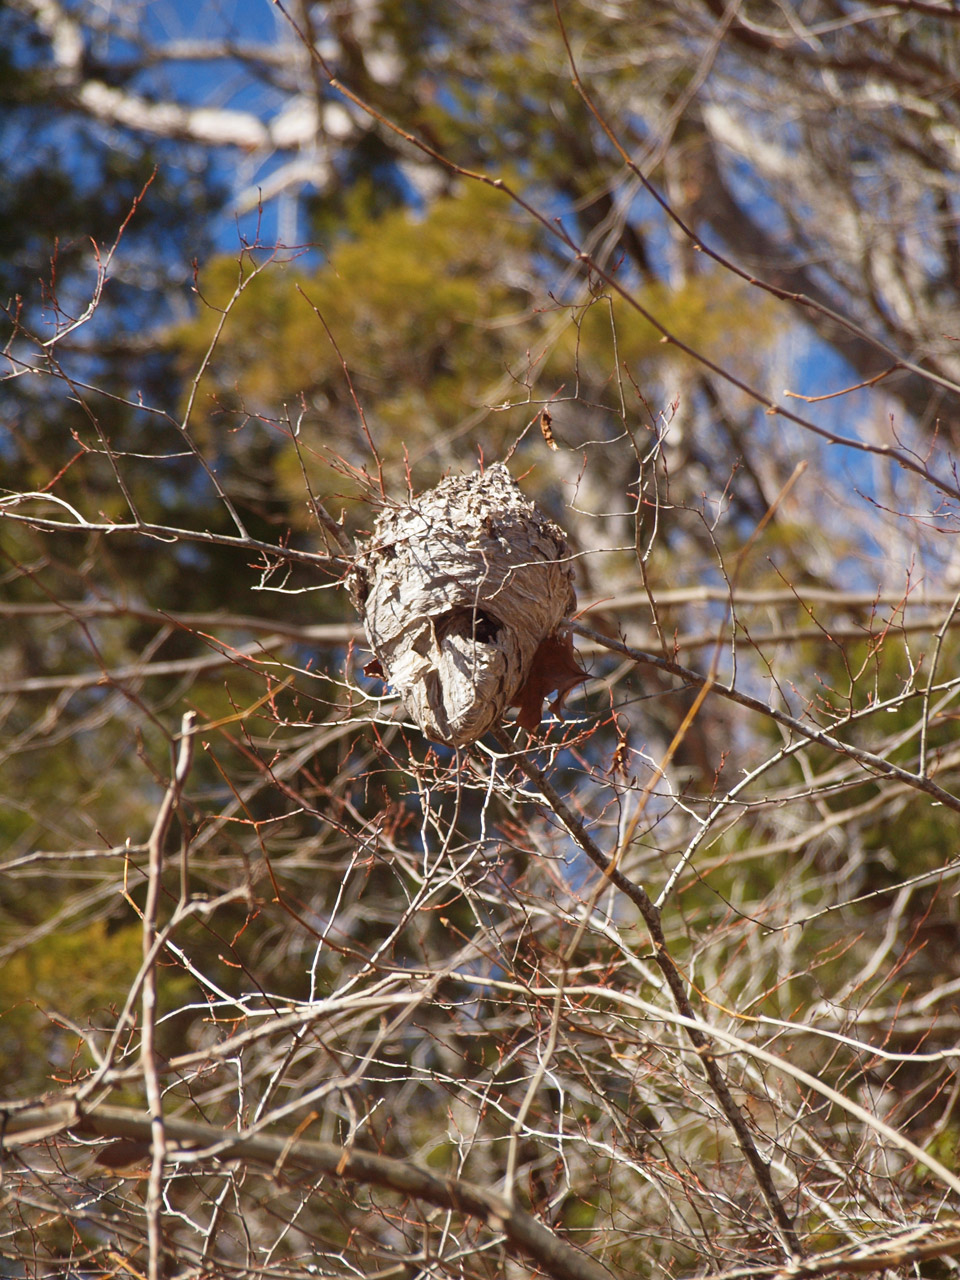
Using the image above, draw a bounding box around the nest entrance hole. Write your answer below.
[433,606,503,647]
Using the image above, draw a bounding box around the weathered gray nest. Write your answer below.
[352,464,578,746]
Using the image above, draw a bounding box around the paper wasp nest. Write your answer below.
[353,464,581,747]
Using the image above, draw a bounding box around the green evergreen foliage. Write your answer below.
[0,920,149,1091]
[173,182,772,526]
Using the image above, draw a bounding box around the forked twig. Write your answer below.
[271,0,960,504]
[571,622,960,817]
[491,727,802,1258]
[2,1101,621,1280]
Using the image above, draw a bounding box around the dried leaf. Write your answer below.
[609,721,629,776]
[510,631,586,733]
[540,408,558,450]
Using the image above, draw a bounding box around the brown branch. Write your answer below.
[270,1,960,503]
[0,1100,621,1280]
[0,629,355,695]
[703,1223,960,1280]
[571,621,960,815]
[0,503,350,573]
[490,728,802,1259]
[585,587,960,610]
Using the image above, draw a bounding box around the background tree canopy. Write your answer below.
[3,2,960,1278]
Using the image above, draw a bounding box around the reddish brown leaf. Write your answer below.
[510,631,587,733]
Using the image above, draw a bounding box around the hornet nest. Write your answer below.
[352,463,585,746]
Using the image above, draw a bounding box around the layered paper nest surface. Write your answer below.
[353,464,576,746]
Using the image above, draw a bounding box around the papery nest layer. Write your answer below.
[352,463,584,746]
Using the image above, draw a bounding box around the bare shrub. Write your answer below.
[3,4,960,1280]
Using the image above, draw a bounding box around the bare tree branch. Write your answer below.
[0,1101,622,1280]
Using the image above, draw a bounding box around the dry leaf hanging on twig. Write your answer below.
[510,629,587,733]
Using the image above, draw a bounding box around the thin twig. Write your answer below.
[0,499,349,573]
[296,284,386,499]
[571,622,960,815]
[141,710,196,1280]
[2,1100,622,1280]
[551,0,960,408]
[919,586,960,777]
[270,0,960,503]
[491,727,802,1258]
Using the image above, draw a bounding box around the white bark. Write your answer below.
[12,0,354,152]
